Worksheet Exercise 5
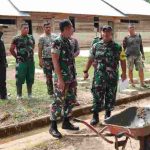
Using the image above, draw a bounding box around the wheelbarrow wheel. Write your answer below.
[115,136,129,150]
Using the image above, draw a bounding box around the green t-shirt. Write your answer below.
[12,34,35,63]
[38,33,57,58]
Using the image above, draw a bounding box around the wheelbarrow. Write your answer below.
[74,107,150,150]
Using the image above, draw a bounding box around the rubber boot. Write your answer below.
[62,117,79,130]
[49,121,62,139]
[27,84,32,98]
[105,110,111,119]
[90,112,99,126]
[16,85,22,100]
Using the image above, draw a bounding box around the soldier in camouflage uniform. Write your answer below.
[49,20,79,139]
[84,25,126,125]
[38,21,57,96]
[9,22,35,100]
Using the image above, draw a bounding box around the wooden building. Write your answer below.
[103,0,150,46]
[1,0,150,49]
[0,0,30,49]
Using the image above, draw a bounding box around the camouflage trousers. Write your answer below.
[43,58,54,95]
[91,75,118,113]
[50,81,76,121]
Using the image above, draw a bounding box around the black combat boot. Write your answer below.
[62,117,79,130]
[90,112,99,126]
[105,110,111,119]
[49,121,62,139]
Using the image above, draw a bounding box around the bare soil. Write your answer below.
[30,97,150,150]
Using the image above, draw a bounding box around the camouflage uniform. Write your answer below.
[50,36,76,121]
[12,34,35,86]
[38,33,57,95]
[92,37,102,46]
[89,40,125,113]
[69,38,80,99]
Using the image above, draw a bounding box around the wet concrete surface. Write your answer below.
[105,107,150,128]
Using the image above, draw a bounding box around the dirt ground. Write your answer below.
[27,97,150,150]
[1,97,150,150]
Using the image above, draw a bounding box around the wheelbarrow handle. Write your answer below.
[73,118,113,144]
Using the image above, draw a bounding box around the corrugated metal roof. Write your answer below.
[0,0,29,16]
[10,0,124,17]
[103,0,150,16]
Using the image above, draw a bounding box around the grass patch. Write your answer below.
[0,79,52,126]
[1,52,150,126]
[75,56,94,78]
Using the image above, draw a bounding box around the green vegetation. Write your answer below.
[0,52,150,126]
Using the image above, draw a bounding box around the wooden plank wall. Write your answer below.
[1,14,150,51]
[114,19,150,46]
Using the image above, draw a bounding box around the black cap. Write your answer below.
[102,25,112,32]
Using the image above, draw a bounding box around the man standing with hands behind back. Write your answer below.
[9,22,35,100]
[38,21,57,97]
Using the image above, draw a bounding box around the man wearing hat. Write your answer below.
[123,24,146,88]
[0,24,8,100]
[83,25,126,125]
[38,21,57,97]
[9,22,35,100]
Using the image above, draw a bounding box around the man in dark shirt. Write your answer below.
[123,24,146,88]
[0,24,8,100]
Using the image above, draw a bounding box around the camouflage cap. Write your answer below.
[102,25,112,32]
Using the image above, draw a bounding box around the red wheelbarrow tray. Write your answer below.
[104,107,150,139]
